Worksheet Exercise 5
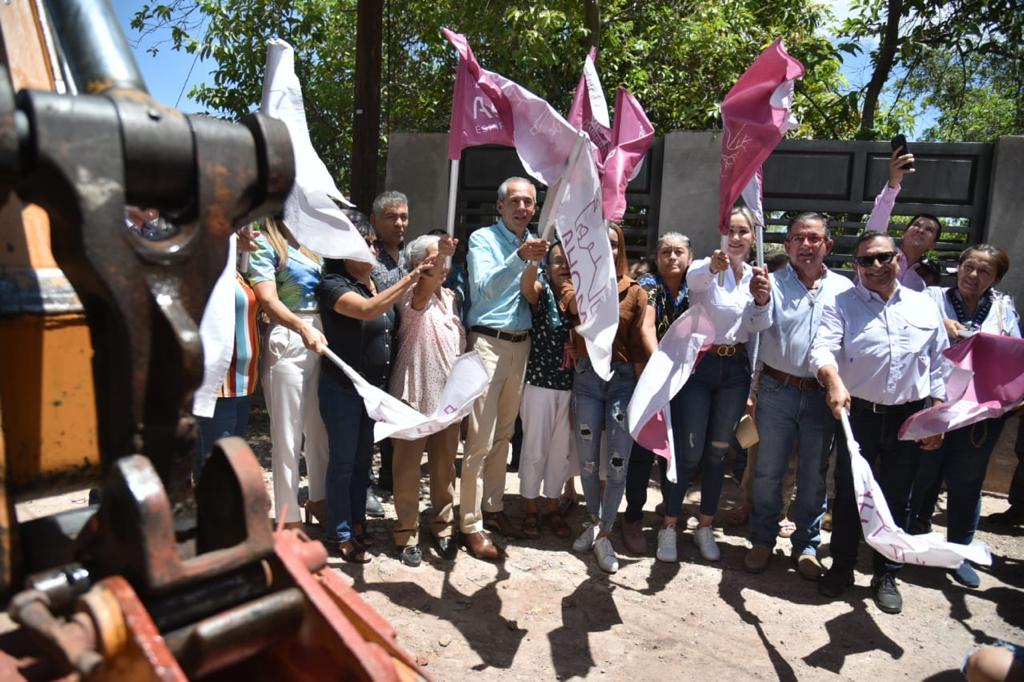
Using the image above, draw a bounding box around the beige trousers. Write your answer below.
[459,333,531,533]
[392,423,461,547]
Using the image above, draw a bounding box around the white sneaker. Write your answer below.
[593,536,619,573]
[656,527,678,563]
[573,520,600,553]
[693,526,721,561]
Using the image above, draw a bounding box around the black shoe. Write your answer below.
[434,535,458,561]
[818,566,854,598]
[400,546,422,567]
[871,573,902,614]
[910,519,932,535]
[365,487,385,519]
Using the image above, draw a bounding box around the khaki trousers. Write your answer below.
[459,333,531,533]
[392,423,460,547]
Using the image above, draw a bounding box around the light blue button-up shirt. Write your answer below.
[810,282,950,404]
[466,220,533,331]
[748,263,854,378]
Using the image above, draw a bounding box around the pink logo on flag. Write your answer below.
[719,39,804,235]
[443,28,514,160]
[899,332,1024,440]
[568,47,613,157]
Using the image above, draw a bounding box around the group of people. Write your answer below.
[196,148,1021,618]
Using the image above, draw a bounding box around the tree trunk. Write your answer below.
[584,0,600,53]
[351,0,384,213]
[859,0,903,138]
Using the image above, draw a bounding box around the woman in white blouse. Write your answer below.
[910,244,1020,588]
[655,206,758,564]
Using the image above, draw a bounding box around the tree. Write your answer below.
[840,0,1023,140]
[131,0,850,189]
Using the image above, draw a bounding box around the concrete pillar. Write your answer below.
[657,131,723,261]
[383,132,449,241]
[984,135,1024,306]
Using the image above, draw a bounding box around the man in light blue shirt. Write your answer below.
[744,213,853,581]
[459,177,549,560]
[811,231,947,615]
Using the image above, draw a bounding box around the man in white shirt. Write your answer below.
[810,231,947,614]
[745,213,853,580]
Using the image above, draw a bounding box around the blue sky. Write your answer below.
[112,0,937,133]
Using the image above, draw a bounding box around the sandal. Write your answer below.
[542,510,572,538]
[522,512,541,539]
[304,499,326,527]
[335,540,371,564]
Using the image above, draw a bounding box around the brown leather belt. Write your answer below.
[708,342,745,358]
[762,364,820,391]
[471,325,529,343]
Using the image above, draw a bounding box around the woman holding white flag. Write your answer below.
[249,218,329,529]
[388,234,464,567]
[909,244,1020,588]
[317,224,439,563]
[562,223,655,573]
[656,207,758,564]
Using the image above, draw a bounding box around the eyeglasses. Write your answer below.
[853,251,897,268]
[786,234,826,246]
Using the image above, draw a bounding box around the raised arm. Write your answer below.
[333,258,434,320]
[865,148,915,233]
[520,262,542,309]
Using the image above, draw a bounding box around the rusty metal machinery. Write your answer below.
[0,0,427,679]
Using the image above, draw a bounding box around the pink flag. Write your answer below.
[601,87,655,223]
[719,39,804,235]
[899,333,1024,440]
[626,304,716,482]
[567,48,613,158]
[443,28,514,160]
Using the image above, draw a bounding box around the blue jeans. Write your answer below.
[910,417,1006,545]
[319,372,374,544]
[572,359,637,532]
[749,374,834,553]
[195,395,253,475]
[664,352,750,519]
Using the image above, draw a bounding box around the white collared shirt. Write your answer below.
[810,282,950,405]
[748,263,854,378]
[687,257,757,344]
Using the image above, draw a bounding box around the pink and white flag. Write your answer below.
[626,304,716,482]
[443,28,514,160]
[260,40,373,263]
[841,413,991,568]
[719,39,803,235]
[567,48,613,157]
[567,51,655,224]
[539,134,618,380]
[899,332,1024,441]
[443,29,592,186]
[323,349,489,442]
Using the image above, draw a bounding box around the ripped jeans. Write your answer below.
[572,358,637,532]
[664,352,750,519]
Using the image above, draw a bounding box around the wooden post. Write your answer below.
[351,0,384,213]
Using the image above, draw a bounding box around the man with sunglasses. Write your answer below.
[744,213,853,580]
[810,231,948,614]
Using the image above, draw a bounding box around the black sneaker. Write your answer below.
[365,487,385,519]
[871,573,902,614]
[818,566,854,598]
[434,535,458,561]
[400,546,422,567]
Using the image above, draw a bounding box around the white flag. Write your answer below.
[323,349,489,441]
[840,412,991,568]
[193,234,237,418]
[260,39,374,263]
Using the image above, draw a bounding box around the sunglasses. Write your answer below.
[853,251,897,268]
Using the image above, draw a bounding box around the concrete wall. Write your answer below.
[383,132,450,241]
[657,131,723,261]
[985,136,1024,307]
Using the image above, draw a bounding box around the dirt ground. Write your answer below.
[16,403,1024,681]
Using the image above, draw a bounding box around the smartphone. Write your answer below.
[890,134,914,170]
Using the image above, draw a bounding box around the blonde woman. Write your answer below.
[248,218,328,528]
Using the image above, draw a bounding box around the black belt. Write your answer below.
[850,397,927,415]
[471,326,529,343]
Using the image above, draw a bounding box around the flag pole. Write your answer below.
[445,158,460,267]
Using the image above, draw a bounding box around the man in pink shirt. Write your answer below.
[864,147,941,291]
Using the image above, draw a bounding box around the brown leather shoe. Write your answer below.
[460,531,504,561]
[483,511,528,540]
